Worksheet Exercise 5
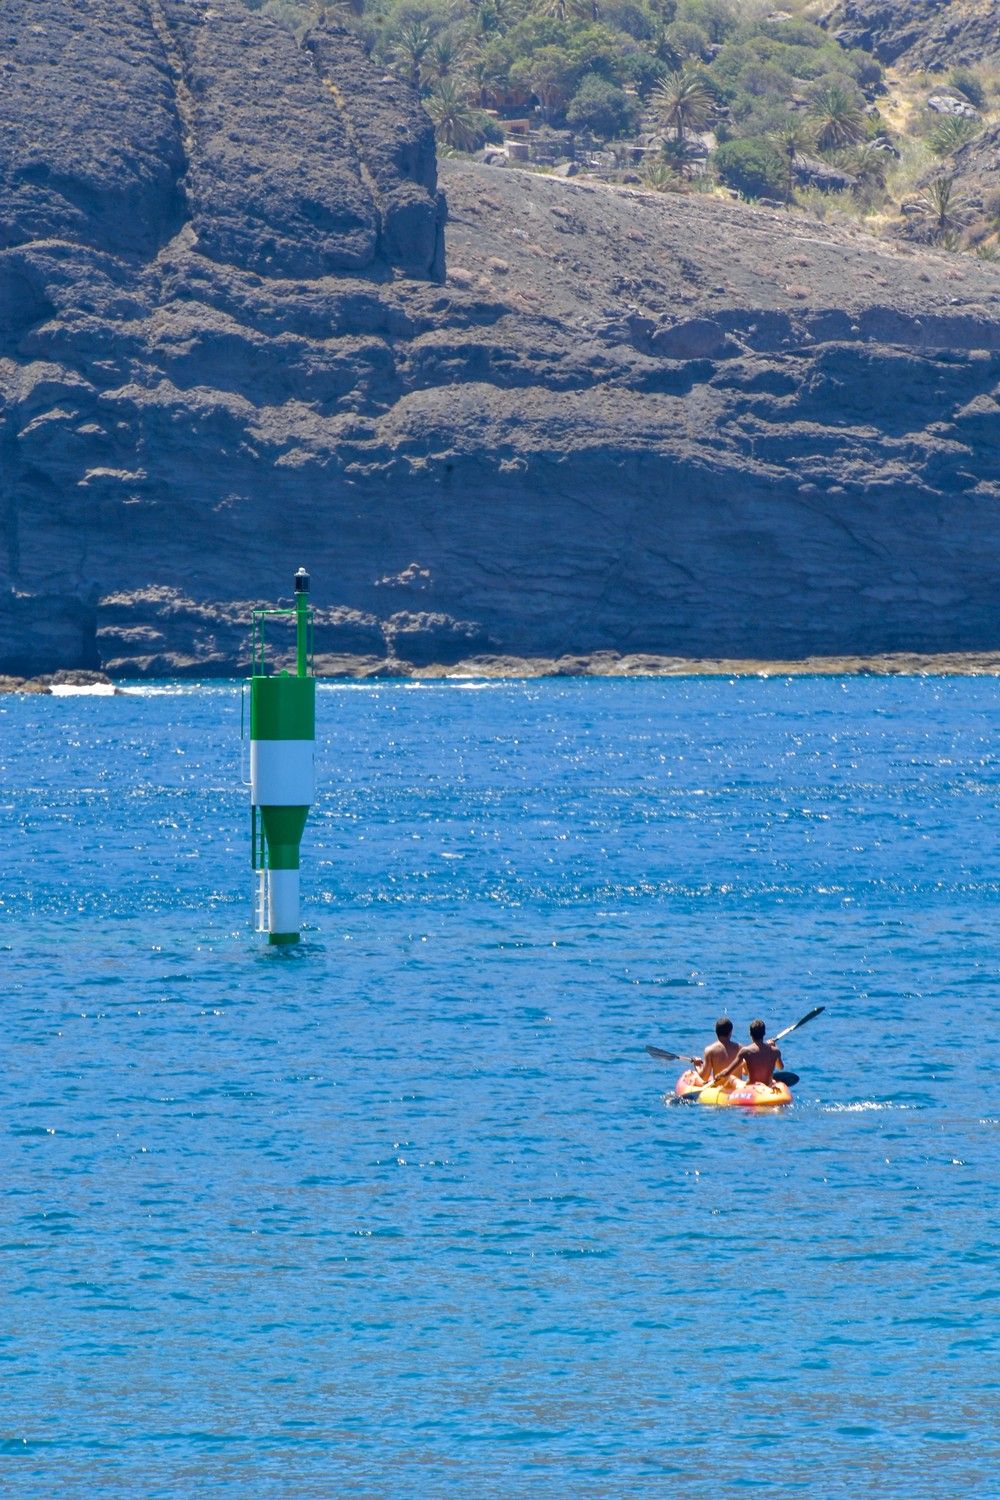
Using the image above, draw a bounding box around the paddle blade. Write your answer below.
[646,1044,682,1063]
[773,1070,799,1088]
[772,1006,825,1044]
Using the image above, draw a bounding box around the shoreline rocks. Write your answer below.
[5,655,1000,691]
[329,650,1000,679]
[0,670,117,694]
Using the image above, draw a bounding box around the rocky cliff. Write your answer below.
[824,0,1000,69]
[3,0,1000,675]
[948,119,1000,209]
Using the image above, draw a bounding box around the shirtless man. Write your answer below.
[714,1018,783,1087]
[696,1017,743,1084]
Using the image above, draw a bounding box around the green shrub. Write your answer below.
[663,21,710,61]
[713,137,788,199]
[731,98,804,138]
[675,0,738,44]
[848,53,884,90]
[710,34,840,100]
[949,66,986,110]
[509,44,577,122]
[641,159,685,192]
[566,74,637,136]
[758,17,827,49]
[620,48,668,97]
[599,0,658,42]
[736,61,795,101]
[928,115,980,156]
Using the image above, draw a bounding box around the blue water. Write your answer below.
[1,677,997,1497]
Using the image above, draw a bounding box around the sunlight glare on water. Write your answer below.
[1,677,997,1496]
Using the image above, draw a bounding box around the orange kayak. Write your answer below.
[674,1068,793,1108]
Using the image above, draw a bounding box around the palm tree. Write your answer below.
[642,159,682,193]
[469,0,513,39]
[768,120,814,199]
[650,24,681,74]
[807,82,864,151]
[534,0,597,18]
[427,80,482,150]
[465,47,512,110]
[425,35,464,86]
[928,114,979,158]
[842,141,890,190]
[917,174,969,239]
[650,68,714,146]
[655,134,698,175]
[393,21,433,90]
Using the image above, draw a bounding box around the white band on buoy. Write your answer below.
[268,868,300,937]
[250,740,315,807]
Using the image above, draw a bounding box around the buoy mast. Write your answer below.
[249,568,316,944]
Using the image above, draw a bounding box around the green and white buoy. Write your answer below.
[248,569,316,944]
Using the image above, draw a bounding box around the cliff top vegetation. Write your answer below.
[244,0,1000,262]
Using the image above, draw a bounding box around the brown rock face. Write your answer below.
[824,0,1000,69]
[0,1,186,259]
[0,0,442,277]
[3,0,1000,674]
[946,119,1000,215]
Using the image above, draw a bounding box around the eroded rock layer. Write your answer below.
[2,0,1000,673]
[824,0,1000,69]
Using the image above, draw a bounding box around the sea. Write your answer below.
[1,676,997,1497]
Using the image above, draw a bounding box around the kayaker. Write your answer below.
[696,1017,743,1084]
[714,1018,784,1087]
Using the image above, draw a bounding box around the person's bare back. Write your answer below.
[715,1018,783,1087]
[698,1018,743,1082]
[738,1037,783,1084]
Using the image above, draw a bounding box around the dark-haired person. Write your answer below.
[696,1017,743,1085]
[714,1018,783,1088]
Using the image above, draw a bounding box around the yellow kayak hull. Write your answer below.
[696,1081,792,1108]
[675,1069,792,1108]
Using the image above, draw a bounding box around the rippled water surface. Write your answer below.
[2,677,997,1496]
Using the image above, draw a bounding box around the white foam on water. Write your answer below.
[49,683,117,696]
[823,1100,917,1113]
[402,679,511,690]
[125,683,231,696]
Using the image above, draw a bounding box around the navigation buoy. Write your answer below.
[248,568,316,944]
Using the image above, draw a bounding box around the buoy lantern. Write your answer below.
[248,569,316,944]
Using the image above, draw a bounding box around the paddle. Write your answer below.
[706,1008,823,1088]
[646,1050,798,1087]
[769,1006,825,1046]
[647,1006,823,1090]
[645,1044,700,1065]
[647,1006,824,1065]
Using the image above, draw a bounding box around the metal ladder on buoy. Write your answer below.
[251,804,267,934]
[243,685,268,934]
[254,863,267,934]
